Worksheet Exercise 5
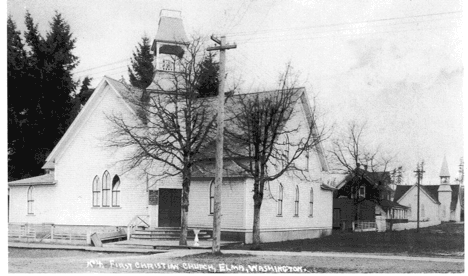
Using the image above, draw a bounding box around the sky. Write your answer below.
[6,0,465,185]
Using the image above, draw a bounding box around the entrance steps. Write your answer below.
[104,238,239,250]
[130,227,212,241]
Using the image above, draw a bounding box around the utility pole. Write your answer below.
[207,35,236,254]
[414,162,425,233]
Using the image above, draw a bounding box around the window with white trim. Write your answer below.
[209,180,214,214]
[102,171,111,207]
[162,59,174,71]
[358,185,366,198]
[277,184,283,216]
[112,175,121,207]
[294,186,299,216]
[92,176,100,207]
[27,186,34,214]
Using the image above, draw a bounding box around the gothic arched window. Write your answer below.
[102,171,111,207]
[92,175,100,207]
[294,186,299,216]
[277,184,283,216]
[112,175,121,207]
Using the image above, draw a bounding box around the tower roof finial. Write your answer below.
[440,156,450,177]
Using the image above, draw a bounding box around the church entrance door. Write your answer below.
[158,189,181,227]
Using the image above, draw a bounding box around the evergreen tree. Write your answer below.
[78,76,94,106]
[8,11,79,180]
[8,16,30,180]
[67,76,94,125]
[196,52,219,98]
[128,35,154,102]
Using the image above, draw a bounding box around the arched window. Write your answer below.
[408,204,412,218]
[294,186,299,216]
[421,204,425,218]
[277,184,283,216]
[309,188,314,217]
[102,171,111,207]
[92,176,100,207]
[112,175,121,207]
[27,186,34,214]
[209,180,214,214]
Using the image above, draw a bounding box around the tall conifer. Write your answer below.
[8,11,79,179]
[128,35,154,102]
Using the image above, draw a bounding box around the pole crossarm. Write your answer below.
[207,44,237,51]
[207,35,237,51]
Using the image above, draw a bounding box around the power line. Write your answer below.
[223,10,461,37]
[225,0,254,34]
[75,65,128,78]
[72,10,460,81]
[232,15,460,43]
[239,25,459,45]
[73,58,130,74]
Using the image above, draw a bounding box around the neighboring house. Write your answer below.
[393,157,462,230]
[333,168,408,232]
[8,10,335,244]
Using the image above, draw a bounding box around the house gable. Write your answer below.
[45,76,138,166]
[395,185,440,205]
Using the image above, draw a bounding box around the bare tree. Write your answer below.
[455,157,464,185]
[107,37,217,245]
[330,121,395,222]
[224,64,327,249]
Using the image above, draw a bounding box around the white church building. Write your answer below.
[393,157,462,230]
[8,10,335,244]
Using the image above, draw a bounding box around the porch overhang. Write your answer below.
[8,173,56,187]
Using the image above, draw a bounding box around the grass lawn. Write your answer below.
[225,222,464,257]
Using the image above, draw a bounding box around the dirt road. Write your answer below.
[8,248,464,273]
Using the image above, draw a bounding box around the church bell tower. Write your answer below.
[438,156,452,222]
[148,10,189,91]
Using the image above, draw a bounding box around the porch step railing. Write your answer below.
[127,215,150,240]
[354,220,377,232]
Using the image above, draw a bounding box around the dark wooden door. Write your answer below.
[158,189,181,227]
[333,208,341,228]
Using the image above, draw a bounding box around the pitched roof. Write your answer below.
[394,184,460,211]
[104,76,143,114]
[336,169,391,190]
[155,16,188,44]
[377,199,409,210]
[192,159,249,179]
[196,88,329,172]
[8,173,56,186]
[393,185,411,202]
[43,74,329,183]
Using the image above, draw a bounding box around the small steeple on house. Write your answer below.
[438,156,453,221]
